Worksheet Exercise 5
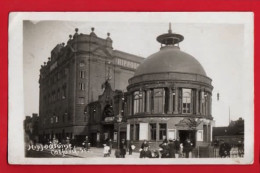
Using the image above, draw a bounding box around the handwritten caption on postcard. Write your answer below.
[27,144,87,157]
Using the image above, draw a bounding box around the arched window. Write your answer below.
[133,91,143,114]
[153,88,165,114]
[182,88,192,114]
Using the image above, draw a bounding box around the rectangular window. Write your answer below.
[203,125,207,142]
[130,124,134,140]
[159,123,167,140]
[78,97,85,104]
[55,116,59,123]
[62,84,67,99]
[80,70,85,79]
[150,123,156,140]
[133,91,143,114]
[182,88,192,114]
[79,83,85,91]
[57,89,60,100]
[50,117,53,124]
[153,88,165,114]
[201,91,206,115]
[135,124,140,141]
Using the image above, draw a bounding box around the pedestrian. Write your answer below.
[180,143,184,158]
[237,139,244,157]
[115,147,121,158]
[129,140,135,155]
[140,146,152,158]
[159,139,170,158]
[82,136,89,151]
[219,140,231,158]
[119,139,127,158]
[141,140,149,150]
[174,138,180,158]
[168,139,176,158]
[106,138,113,155]
[183,139,193,158]
[103,143,110,157]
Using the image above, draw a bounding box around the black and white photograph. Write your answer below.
[8,12,254,164]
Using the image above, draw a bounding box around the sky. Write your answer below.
[23,13,253,127]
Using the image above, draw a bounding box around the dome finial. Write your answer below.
[168,22,172,34]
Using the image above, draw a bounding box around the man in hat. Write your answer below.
[82,136,89,151]
[159,139,170,158]
[168,139,176,158]
[119,139,127,158]
[140,145,152,158]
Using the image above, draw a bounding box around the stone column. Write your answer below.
[173,88,179,114]
[209,93,212,117]
[199,90,203,115]
[146,89,151,114]
[142,91,146,112]
[129,94,133,115]
[196,89,199,115]
[167,88,173,114]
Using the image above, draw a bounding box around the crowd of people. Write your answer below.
[41,135,244,158]
[103,138,195,158]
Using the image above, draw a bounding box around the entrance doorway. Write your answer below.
[103,124,114,140]
[179,130,196,146]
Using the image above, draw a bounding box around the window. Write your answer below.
[57,89,60,100]
[135,124,140,141]
[201,91,206,115]
[50,117,53,124]
[159,124,167,140]
[79,83,85,91]
[130,124,134,140]
[133,91,143,114]
[62,84,67,99]
[55,116,59,123]
[80,70,85,78]
[182,88,192,114]
[79,62,85,67]
[78,97,85,104]
[150,123,156,140]
[153,88,165,114]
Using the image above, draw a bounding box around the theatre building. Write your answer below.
[124,25,214,149]
[38,28,144,144]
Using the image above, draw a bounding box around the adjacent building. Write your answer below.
[24,113,39,144]
[38,28,144,144]
[213,117,244,146]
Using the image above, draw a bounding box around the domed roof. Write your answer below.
[134,23,206,77]
[134,46,207,77]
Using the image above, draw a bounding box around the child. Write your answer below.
[103,144,110,157]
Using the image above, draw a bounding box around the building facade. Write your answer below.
[213,117,244,146]
[86,25,215,149]
[24,113,39,144]
[38,28,144,144]
[124,25,214,149]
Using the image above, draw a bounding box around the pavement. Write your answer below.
[66,147,140,158]
[26,146,140,158]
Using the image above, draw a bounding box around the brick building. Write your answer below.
[38,28,144,144]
